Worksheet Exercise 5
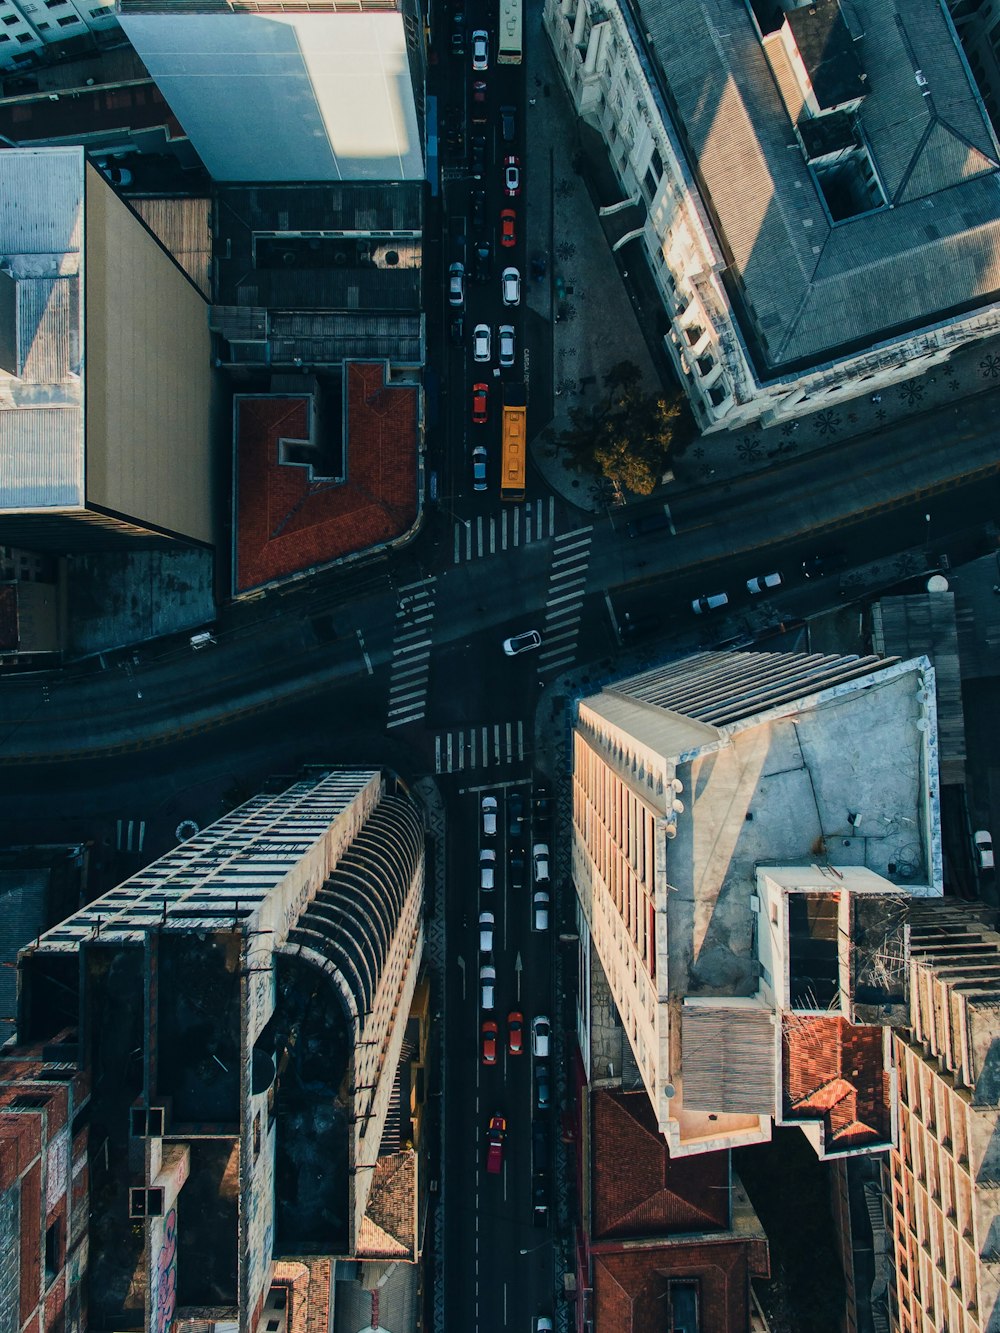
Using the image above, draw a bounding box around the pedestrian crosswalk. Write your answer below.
[434,721,526,774]
[454,496,557,563]
[386,577,436,730]
[539,526,592,675]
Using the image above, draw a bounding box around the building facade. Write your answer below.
[544,0,1000,432]
[571,650,942,1157]
[887,903,1000,1333]
[0,0,119,74]
[15,768,425,1333]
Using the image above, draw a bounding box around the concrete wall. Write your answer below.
[83,165,214,545]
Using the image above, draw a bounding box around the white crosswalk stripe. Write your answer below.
[386,577,436,729]
[539,525,592,676]
[453,496,557,563]
[434,721,526,774]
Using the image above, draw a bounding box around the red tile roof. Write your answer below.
[591,1090,729,1239]
[782,1015,890,1151]
[233,363,418,594]
[592,1237,762,1333]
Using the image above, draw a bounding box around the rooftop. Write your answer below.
[781,1015,891,1154]
[638,0,1000,371]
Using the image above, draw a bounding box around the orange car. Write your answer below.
[507,1011,524,1055]
[500,208,516,248]
[482,1019,498,1066]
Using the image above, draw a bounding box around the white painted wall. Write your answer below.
[119,12,424,182]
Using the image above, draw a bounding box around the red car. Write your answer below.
[472,381,489,424]
[507,1011,524,1055]
[486,1114,506,1174]
[503,155,521,197]
[473,79,487,105]
[482,1019,498,1066]
[500,208,516,248]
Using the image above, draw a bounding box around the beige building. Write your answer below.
[0,146,215,549]
[544,0,1000,432]
[887,903,1000,1333]
[572,650,942,1158]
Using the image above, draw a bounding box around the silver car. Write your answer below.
[480,848,497,890]
[499,324,515,368]
[472,28,489,70]
[501,266,520,306]
[473,322,491,362]
[480,962,496,1009]
[533,890,549,931]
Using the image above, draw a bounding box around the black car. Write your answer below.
[532,1177,549,1227]
[508,792,525,837]
[625,508,671,537]
[509,846,525,890]
[473,238,492,282]
[532,1121,548,1172]
[801,549,847,579]
[533,784,551,829]
[451,12,465,53]
[471,134,487,178]
[500,104,516,142]
[450,316,464,346]
[471,189,486,230]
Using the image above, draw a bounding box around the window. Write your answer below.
[56,13,78,24]
[90,3,113,12]
[44,0,68,7]
[2,14,18,23]
[16,31,32,40]
[44,1220,60,1282]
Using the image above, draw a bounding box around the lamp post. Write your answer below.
[519,1238,553,1256]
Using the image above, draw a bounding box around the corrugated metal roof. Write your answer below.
[682,1003,777,1114]
[0,407,83,508]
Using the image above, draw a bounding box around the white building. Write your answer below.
[545,0,1000,431]
[572,649,942,1157]
[117,1,426,183]
[0,0,119,73]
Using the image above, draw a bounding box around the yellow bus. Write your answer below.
[500,382,527,501]
[497,0,522,64]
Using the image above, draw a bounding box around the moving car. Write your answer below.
[974,829,994,870]
[500,104,516,141]
[801,549,847,579]
[533,784,551,829]
[509,846,525,889]
[472,445,488,493]
[625,509,671,537]
[692,591,729,615]
[448,262,465,307]
[508,792,525,837]
[481,794,498,836]
[532,1015,550,1058]
[472,382,489,425]
[471,134,487,178]
[507,1011,524,1055]
[472,78,487,114]
[480,848,496,890]
[532,842,550,882]
[481,1019,498,1066]
[503,154,521,196]
[501,265,521,305]
[747,571,783,594]
[451,12,465,54]
[471,189,487,229]
[535,1064,550,1111]
[499,324,515,368]
[472,29,489,70]
[449,315,464,346]
[533,889,549,931]
[479,910,495,953]
[486,1113,506,1173]
[480,963,496,1009]
[503,628,541,655]
[473,323,491,362]
[500,208,517,248]
[473,238,492,282]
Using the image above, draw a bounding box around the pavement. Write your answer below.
[522,0,1000,511]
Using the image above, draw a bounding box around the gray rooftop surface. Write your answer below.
[638,0,1000,369]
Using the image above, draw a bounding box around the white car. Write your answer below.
[692,591,729,615]
[534,1320,553,1333]
[473,322,491,362]
[499,324,515,368]
[532,1015,550,1058]
[479,911,495,952]
[501,266,520,306]
[533,842,550,882]
[481,794,498,836]
[480,963,496,1010]
[503,629,541,656]
[747,572,783,595]
[533,890,549,931]
[448,262,465,308]
[974,829,994,870]
[480,848,497,890]
[472,28,489,70]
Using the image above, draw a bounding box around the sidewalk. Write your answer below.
[523,4,1000,510]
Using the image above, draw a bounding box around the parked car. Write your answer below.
[472,382,489,424]
[472,79,487,120]
[507,1011,524,1055]
[801,549,847,579]
[450,12,465,54]
[625,509,671,537]
[532,1015,550,1058]
[534,1319,554,1333]
[473,238,492,282]
[471,134,487,177]
[96,160,133,187]
[500,104,516,141]
[480,963,496,1009]
[532,1119,548,1170]
[486,1114,506,1173]
[503,153,521,195]
[481,1019,498,1066]
[509,846,526,890]
[500,207,516,248]
[747,571,783,594]
[471,188,486,229]
[692,591,729,615]
[499,324,515,368]
[480,848,496,890]
[533,890,549,931]
[501,265,521,305]
[508,792,525,837]
[473,322,491,362]
[503,628,540,655]
[479,910,495,953]
[481,794,497,836]
[472,28,489,70]
[472,445,488,492]
[533,784,551,829]
[448,262,465,307]
[449,315,464,346]
[535,1064,550,1111]
[974,829,995,869]
[532,842,550,882]
[533,1177,549,1227]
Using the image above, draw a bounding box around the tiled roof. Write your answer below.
[591,1090,729,1238]
[592,1239,759,1333]
[681,1003,777,1114]
[233,363,418,594]
[782,1015,890,1152]
[356,1149,416,1260]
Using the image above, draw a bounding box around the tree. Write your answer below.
[557,360,692,497]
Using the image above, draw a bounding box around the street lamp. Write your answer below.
[519,1239,553,1256]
